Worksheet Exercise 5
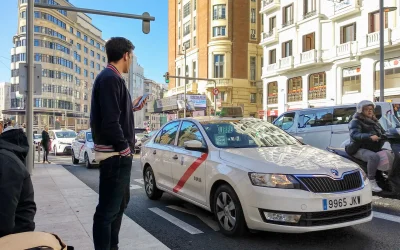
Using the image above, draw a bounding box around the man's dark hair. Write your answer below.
[105,37,135,63]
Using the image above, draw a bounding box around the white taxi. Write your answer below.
[49,129,77,155]
[140,109,373,236]
[71,129,97,168]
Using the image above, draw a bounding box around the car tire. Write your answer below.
[143,166,163,200]
[71,150,79,164]
[213,184,247,237]
[85,153,92,169]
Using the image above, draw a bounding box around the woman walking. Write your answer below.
[41,125,51,164]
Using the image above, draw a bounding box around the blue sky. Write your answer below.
[0,0,168,83]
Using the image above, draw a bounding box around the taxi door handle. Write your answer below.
[153,150,156,155]
[172,155,178,160]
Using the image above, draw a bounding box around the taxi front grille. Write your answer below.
[296,171,363,193]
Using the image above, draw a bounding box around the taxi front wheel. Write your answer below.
[144,166,163,200]
[213,184,247,236]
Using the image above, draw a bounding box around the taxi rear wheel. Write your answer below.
[144,166,163,200]
[71,150,79,164]
[214,184,246,236]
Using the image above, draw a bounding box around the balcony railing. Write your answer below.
[303,10,316,19]
[206,79,233,88]
[298,49,317,64]
[279,56,294,70]
[282,19,294,28]
[335,41,358,57]
[267,95,278,104]
[308,85,326,100]
[330,0,360,20]
[260,0,280,13]
[260,28,278,45]
[166,82,198,96]
[288,91,302,102]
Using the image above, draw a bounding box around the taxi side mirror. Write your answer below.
[184,140,207,153]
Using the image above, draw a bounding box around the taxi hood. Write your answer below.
[219,145,360,176]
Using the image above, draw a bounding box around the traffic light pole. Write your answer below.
[163,75,217,116]
[25,2,155,174]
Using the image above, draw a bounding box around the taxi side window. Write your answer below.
[274,112,295,130]
[298,109,333,128]
[177,121,206,148]
[154,121,180,145]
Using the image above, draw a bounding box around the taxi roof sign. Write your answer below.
[218,107,243,118]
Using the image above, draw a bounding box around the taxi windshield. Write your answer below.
[86,132,93,142]
[55,131,76,138]
[200,118,300,148]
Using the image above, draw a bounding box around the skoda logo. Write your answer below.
[331,169,339,177]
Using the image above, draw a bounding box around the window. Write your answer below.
[308,72,326,100]
[177,121,206,147]
[273,112,295,130]
[154,121,180,145]
[77,31,81,38]
[302,32,315,52]
[90,39,94,45]
[213,4,226,20]
[90,61,94,68]
[183,21,191,36]
[97,63,100,70]
[369,11,388,33]
[20,26,26,33]
[287,76,302,102]
[219,91,226,101]
[90,50,94,57]
[183,40,190,49]
[282,4,294,27]
[84,46,88,53]
[250,56,256,81]
[333,107,357,125]
[84,69,88,77]
[90,72,95,79]
[70,39,74,44]
[20,11,26,18]
[298,109,333,128]
[214,54,224,78]
[97,53,100,60]
[102,56,106,62]
[70,27,74,33]
[192,61,197,78]
[183,2,191,18]
[269,16,276,31]
[250,93,256,103]
[193,17,196,30]
[177,67,181,86]
[193,36,196,46]
[303,0,316,17]
[250,29,256,40]
[267,81,278,104]
[193,0,196,10]
[341,23,356,43]
[96,42,100,49]
[213,26,226,37]
[77,43,81,50]
[282,40,292,57]
[251,8,256,23]
[343,66,361,94]
[84,35,87,41]
[84,58,88,65]
[269,49,276,64]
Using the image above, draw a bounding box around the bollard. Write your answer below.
[37,142,41,163]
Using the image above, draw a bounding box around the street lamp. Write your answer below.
[379,1,397,102]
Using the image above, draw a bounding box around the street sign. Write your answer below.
[213,88,219,96]
[18,63,42,95]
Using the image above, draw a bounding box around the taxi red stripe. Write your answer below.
[173,153,208,193]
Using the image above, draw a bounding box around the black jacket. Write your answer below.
[41,130,50,147]
[90,64,135,152]
[0,129,36,238]
[347,113,385,153]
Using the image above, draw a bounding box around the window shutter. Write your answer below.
[353,23,356,41]
[340,26,343,44]
[283,8,286,24]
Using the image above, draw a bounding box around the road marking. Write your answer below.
[130,184,142,190]
[167,205,219,231]
[373,212,400,224]
[149,207,203,235]
[134,178,144,185]
[173,153,208,193]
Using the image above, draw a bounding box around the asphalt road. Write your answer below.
[48,154,400,250]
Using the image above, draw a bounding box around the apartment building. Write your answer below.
[168,0,264,116]
[0,82,11,121]
[261,0,400,120]
[5,0,107,131]
[144,78,166,127]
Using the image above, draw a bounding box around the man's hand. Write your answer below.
[132,95,148,112]
[370,135,380,141]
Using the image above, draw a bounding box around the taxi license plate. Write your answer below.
[323,196,361,211]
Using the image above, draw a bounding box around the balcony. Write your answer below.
[278,56,294,71]
[262,63,279,77]
[260,0,280,14]
[329,0,360,21]
[361,29,392,52]
[334,41,358,59]
[303,10,317,20]
[205,79,233,89]
[295,49,317,67]
[260,28,278,46]
[166,82,198,96]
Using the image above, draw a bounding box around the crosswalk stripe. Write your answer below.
[130,184,142,190]
[134,178,145,185]
[149,207,203,235]
[373,211,400,224]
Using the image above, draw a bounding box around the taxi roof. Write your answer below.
[190,116,244,122]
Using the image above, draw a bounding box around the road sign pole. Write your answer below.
[27,0,34,174]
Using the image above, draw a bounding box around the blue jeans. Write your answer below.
[93,155,132,250]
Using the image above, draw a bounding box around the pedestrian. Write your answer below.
[345,100,386,192]
[90,37,147,250]
[41,125,51,164]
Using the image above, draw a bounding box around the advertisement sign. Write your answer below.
[186,95,207,108]
[192,110,205,117]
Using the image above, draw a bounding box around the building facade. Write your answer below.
[0,82,11,121]
[4,0,107,131]
[144,78,166,128]
[261,0,400,121]
[168,0,264,117]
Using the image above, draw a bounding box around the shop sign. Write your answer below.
[343,66,361,77]
[267,109,278,116]
[258,110,265,116]
[375,58,400,71]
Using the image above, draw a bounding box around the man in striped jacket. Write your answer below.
[90,37,146,250]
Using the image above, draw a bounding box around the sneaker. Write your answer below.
[369,179,383,193]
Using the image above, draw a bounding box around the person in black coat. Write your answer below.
[346,100,385,192]
[0,127,36,237]
[41,125,51,164]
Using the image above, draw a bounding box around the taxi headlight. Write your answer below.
[359,169,368,182]
[248,173,301,189]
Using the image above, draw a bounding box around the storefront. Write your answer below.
[266,109,278,122]
[308,72,326,100]
[287,77,303,102]
[342,66,361,94]
[375,57,400,101]
[267,81,278,104]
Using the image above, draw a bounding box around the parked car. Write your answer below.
[71,129,97,168]
[48,129,77,155]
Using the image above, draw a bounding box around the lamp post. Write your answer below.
[179,46,188,117]
[379,2,397,102]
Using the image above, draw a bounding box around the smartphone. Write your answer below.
[132,93,150,109]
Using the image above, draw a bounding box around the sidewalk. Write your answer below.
[32,163,170,250]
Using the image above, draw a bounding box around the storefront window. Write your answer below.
[343,66,361,94]
[375,58,400,91]
[308,72,326,100]
[287,77,302,102]
[267,81,278,104]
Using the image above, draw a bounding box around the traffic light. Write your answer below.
[165,72,170,83]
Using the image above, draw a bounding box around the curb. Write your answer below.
[372,196,400,216]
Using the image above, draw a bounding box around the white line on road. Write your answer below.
[149,207,203,235]
[134,178,145,185]
[167,205,220,231]
[130,184,142,190]
[373,212,400,224]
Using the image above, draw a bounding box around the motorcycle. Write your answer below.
[327,127,400,199]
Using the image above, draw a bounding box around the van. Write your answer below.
[272,102,400,150]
